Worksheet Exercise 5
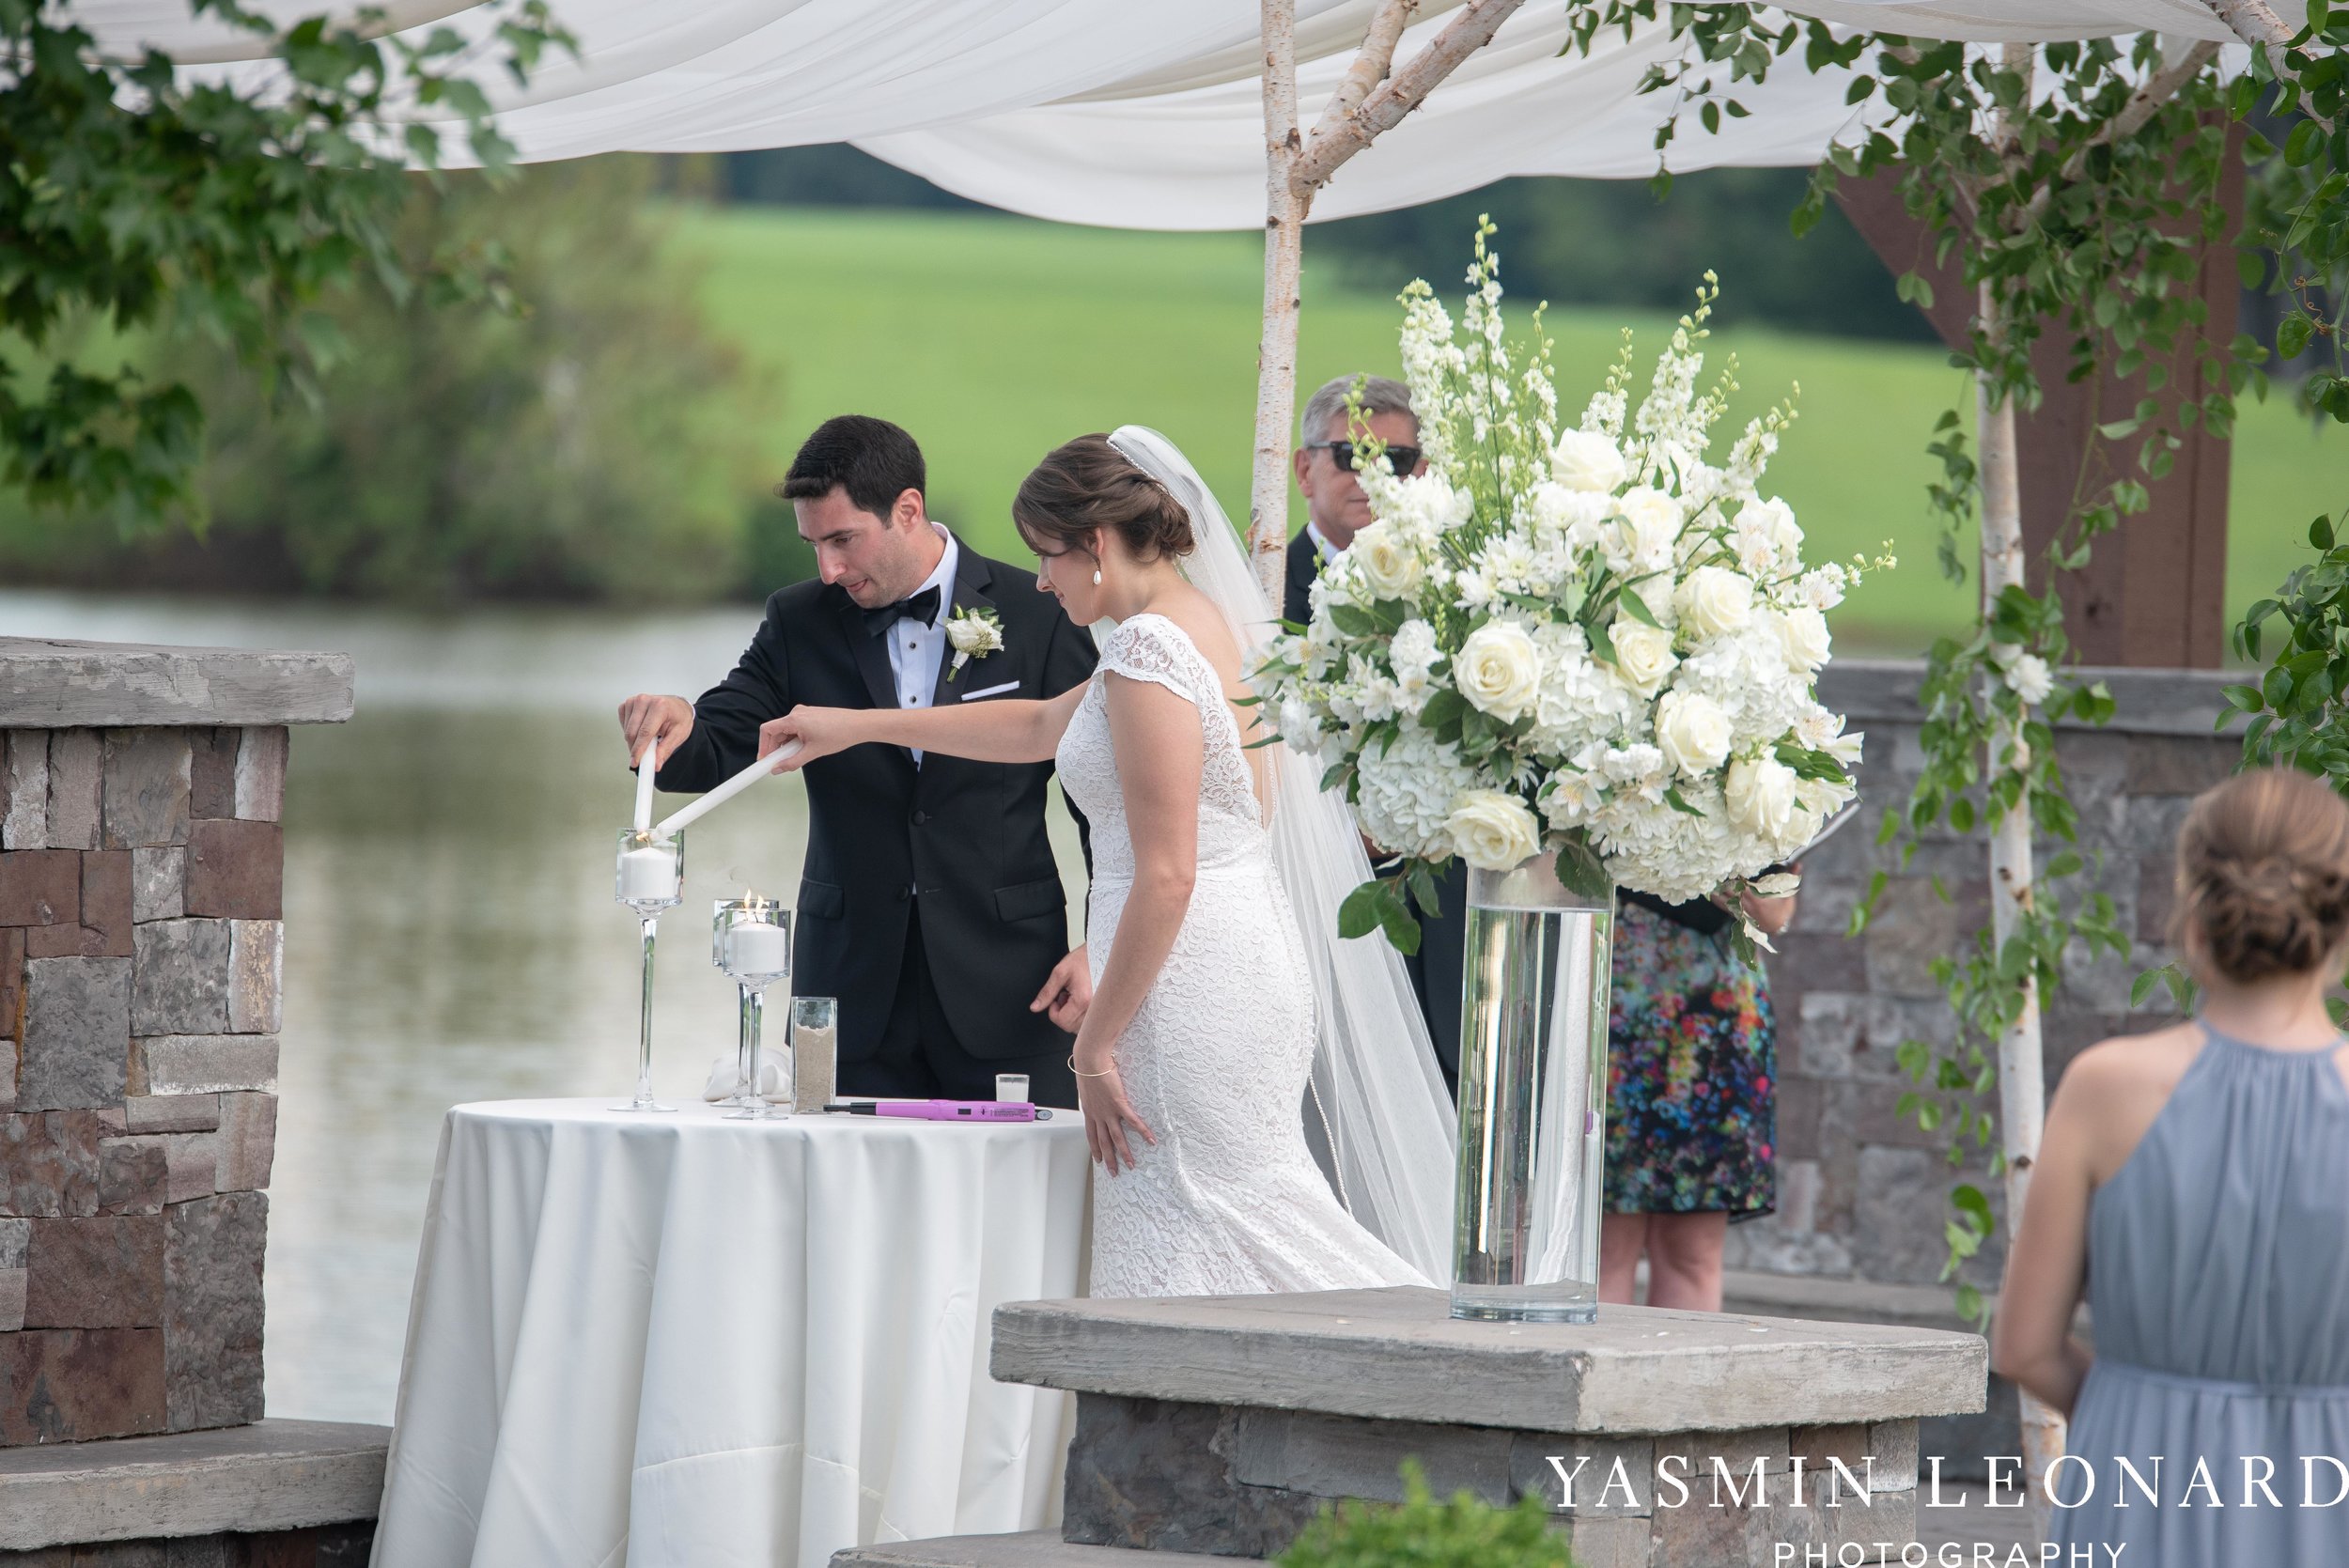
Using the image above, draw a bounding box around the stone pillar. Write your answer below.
[0,639,351,1448]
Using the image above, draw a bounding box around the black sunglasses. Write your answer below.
[1308,440,1423,475]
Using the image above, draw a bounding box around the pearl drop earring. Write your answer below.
[1092,567,1103,586]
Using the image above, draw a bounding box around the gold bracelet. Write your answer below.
[1068,1054,1116,1079]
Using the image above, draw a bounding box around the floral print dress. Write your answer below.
[1603,897,1777,1217]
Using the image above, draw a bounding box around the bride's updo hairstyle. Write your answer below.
[2173,767,2349,983]
[1013,434,1195,565]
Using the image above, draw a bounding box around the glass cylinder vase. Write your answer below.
[1450,852,1614,1323]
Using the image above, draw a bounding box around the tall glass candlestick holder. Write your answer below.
[710,897,751,1108]
[614,827,685,1112]
[715,896,790,1121]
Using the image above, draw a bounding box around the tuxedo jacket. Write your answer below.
[1283,528,1320,628]
[656,538,1098,1065]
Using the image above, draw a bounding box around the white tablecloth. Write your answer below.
[372,1100,1090,1568]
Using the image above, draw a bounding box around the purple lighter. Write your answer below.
[824,1099,1050,1122]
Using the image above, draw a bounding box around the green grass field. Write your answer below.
[676,204,2343,655]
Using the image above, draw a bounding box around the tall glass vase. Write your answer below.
[1450,852,1614,1323]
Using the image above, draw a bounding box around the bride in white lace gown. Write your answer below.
[760,431,1430,1297]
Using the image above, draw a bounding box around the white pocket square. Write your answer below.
[959,681,1020,701]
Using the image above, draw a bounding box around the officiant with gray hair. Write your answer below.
[1286,375,1467,1095]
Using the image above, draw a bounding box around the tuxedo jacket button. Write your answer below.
[911,809,929,827]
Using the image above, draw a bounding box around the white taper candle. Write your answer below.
[652,740,803,837]
[632,739,658,832]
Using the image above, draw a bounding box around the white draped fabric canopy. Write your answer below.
[76,0,2290,225]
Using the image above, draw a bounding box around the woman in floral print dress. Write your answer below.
[1597,882,1795,1311]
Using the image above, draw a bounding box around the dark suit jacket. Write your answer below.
[656,538,1097,1065]
[1283,524,1468,1094]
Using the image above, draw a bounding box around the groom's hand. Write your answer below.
[619,694,694,769]
[1031,945,1092,1033]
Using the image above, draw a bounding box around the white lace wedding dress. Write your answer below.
[1058,611,1432,1297]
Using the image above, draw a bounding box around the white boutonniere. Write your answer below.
[945,607,1004,675]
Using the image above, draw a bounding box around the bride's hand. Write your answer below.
[1075,1054,1156,1176]
[757,707,854,770]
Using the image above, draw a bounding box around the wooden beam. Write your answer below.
[1832,139,2242,670]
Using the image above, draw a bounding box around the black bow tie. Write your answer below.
[862,585,941,637]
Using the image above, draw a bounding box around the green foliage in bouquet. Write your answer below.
[1274,1463,1572,1568]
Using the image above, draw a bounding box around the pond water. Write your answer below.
[2,589,1087,1423]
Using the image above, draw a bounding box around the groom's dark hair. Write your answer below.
[778,415,926,520]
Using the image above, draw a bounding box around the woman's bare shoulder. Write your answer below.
[1151,592,1246,680]
[2052,1021,2206,1185]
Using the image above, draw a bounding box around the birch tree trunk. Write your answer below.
[1247,0,1528,600]
[1977,275,2067,1540]
[1252,0,1306,600]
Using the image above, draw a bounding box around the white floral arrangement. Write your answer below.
[1259,222,1890,952]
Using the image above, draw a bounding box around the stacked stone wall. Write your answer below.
[1734,663,2235,1296]
[1,725,288,1445]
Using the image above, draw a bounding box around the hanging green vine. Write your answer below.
[1561,4,2347,1323]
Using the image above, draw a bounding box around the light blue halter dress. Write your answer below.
[2050,1021,2349,1564]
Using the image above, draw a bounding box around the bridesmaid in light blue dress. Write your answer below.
[1995,767,2349,1566]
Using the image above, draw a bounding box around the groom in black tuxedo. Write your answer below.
[621,415,1097,1108]
[1285,375,1469,1098]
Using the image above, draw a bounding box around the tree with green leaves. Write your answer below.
[0,155,777,604]
[0,0,571,524]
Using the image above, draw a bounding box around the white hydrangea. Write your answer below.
[1355,724,1479,858]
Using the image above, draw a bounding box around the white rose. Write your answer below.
[1445,789,1544,872]
[946,618,1001,657]
[1674,566,1755,640]
[1655,690,1733,777]
[1453,621,1542,722]
[1549,429,1628,493]
[1774,605,1832,675]
[2005,653,2054,705]
[1351,521,1423,601]
[1723,755,1799,838]
[1608,619,1679,695]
